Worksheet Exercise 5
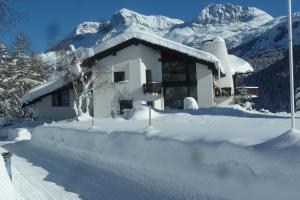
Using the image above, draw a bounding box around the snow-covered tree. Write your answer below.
[0,33,48,119]
[54,45,130,119]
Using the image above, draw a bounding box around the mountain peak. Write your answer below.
[196,3,273,24]
[73,22,104,36]
[110,8,183,33]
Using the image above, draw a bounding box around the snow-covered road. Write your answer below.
[0,141,180,200]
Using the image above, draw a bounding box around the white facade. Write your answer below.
[92,43,217,117]
[93,44,164,118]
[196,63,214,107]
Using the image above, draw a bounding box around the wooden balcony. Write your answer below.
[234,87,259,97]
[143,82,162,94]
[143,82,162,102]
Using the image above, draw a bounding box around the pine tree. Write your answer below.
[0,33,48,119]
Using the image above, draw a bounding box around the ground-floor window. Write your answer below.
[52,89,70,107]
[119,100,133,114]
[164,86,197,109]
[114,71,125,83]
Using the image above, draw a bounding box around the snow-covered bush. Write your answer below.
[259,108,270,113]
[183,97,199,109]
[242,101,252,111]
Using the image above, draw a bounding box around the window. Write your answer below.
[162,61,196,83]
[114,71,125,82]
[146,69,152,83]
[52,89,70,107]
[162,61,186,82]
[119,100,133,114]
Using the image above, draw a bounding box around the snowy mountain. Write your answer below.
[230,13,300,57]
[196,3,273,24]
[49,8,183,51]
[166,3,274,50]
[50,4,277,54]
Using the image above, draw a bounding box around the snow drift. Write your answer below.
[255,129,300,149]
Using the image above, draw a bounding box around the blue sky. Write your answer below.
[1,0,299,53]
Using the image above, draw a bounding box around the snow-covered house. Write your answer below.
[22,32,253,120]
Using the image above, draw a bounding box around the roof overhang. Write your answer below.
[82,33,225,77]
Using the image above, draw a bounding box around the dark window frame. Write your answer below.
[119,100,133,114]
[146,69,152,83]
[114,71,125,83]
[52,89,70,107]
[161,52,198,109]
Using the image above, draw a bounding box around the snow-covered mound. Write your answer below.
[255,129,300,149]
[124,105,160,120]
[183,97,199,109]
[14,128,32,142]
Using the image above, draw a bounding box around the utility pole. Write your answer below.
[288,0,295,129]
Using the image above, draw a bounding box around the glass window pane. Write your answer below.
[52,93,59,107]
[164,87,188,109]
[162,62,186,82]
[189,63,196,81]
[114,72,125,82]
[189,86,197,100]
[61,89,70,106]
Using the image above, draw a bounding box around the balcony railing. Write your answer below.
[143,82,162,94]
[235,87,259,97]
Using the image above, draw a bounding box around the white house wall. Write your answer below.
[138,44,164,109]
[196,63,214,108]
[32,89,77,121]
[93,44,164,118]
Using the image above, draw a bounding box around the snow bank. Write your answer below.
[255,129,300,149]
[22,118,300,200]
[94,31,225,74]
[183,97,199,109]
[4,106,300,199]
[0,155,15,200]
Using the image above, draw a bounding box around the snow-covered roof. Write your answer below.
[92,31,225,74]
[228,54,254,74]
[22,78,68,105]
